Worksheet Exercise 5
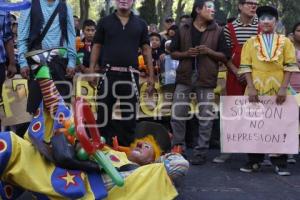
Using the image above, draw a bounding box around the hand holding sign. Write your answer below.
[276,87,287,105]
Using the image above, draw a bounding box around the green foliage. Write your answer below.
[280,0,300,33]
[63,0,300,33]
[139,0,158,24]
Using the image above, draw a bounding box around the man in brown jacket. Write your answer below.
[170,0,230,165]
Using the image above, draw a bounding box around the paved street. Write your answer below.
[176,150,300,200]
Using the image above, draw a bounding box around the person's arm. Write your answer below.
[158,153,189,181]
[277,37,300,104]
[204,30,230,64]
[3,12,16,78]
[227,59,238,75]
[89,19,105,73]
[276,71,291,105]
[89,43,101,72]
[17,9,30,69]
[244,72,259,102]
[142,44,154,83]
[140,21,154,92]
[65,5,77,76]
[17,8,31,78]
[238,39,258,102]
[169,29,197,60]
[223,25,240,77]
[171,50,197,60]
[205,47,227,63]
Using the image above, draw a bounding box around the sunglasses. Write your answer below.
[243,2,259,6]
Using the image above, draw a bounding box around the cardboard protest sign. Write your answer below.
[0,76,32,126]
[220,96,299,154]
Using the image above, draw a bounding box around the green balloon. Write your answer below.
[101,136,106,144]
[77,148,89,160]
[68,124,75,136]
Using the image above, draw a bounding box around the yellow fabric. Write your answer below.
[2,133,177,199]
[254,34,285,62]
[102,146,133,168]
[107,163,178,200]
[24,111,54,143]
[239,34,299,95]
[2,132,66,200]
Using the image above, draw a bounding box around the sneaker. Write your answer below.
[213,154,231,163]
[260,159,272,166]
[274,166,291,176]
[189,154,206,165]
[287,155,296,164]
[240,162,260,173]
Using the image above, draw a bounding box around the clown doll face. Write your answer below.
[259,14,277,34]
[128,142,155,165]
[115,0,134,11]
[197,1,215,21]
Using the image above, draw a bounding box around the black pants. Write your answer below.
[248,153,288,168]
[0,63,6,98]
[97,71,139,146]
[27,57,72,114]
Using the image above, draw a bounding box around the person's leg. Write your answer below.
[270,154,290,176]
[240,154,264,173]
[190,88,215,165]
[97,72,117,145]
[117,73,139,146]
[48,57,72,103]
[170,84,192,150]
[185,117,198,148]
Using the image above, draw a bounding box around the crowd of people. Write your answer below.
[0,0,300,199]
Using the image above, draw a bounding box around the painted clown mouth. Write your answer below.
[131,149,142,156]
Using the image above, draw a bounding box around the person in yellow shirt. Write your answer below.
[238,6,299,176]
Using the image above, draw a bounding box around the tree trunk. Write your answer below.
[175,0,185,24]
[80,0,90,26]
[105,0,111,16]
[158,0,174,31]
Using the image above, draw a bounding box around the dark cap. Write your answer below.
[256,6,279,20]
[149,32,161,41]
[165,17,174,23]
[134,121,171,153]
[167,24,178,32]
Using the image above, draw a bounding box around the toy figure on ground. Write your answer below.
[0,48,188,200]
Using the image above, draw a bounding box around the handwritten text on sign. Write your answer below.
[220,96,299,154]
